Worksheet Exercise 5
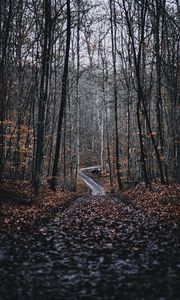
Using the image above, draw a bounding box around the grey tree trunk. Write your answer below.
[110,0,122,190]
[50,0,71,191]
[33,0,52,192]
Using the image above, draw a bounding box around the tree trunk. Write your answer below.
[0,0,12,180]
[110,0,122,190]
[74,0,80,191]
[50,0,71,191]
[33,0,52,192]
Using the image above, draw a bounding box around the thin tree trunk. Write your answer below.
[62,108,66,191]
[74,0,80,191]
[110,0,122,190]
[154,0,167,183]
[50,0,71,191]
[33,0,52,192]
[0,0,12,180]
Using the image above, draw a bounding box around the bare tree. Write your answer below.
[109,0,123,190]
[50,0,71,191]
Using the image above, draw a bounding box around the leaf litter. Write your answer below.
[0,187,179,300]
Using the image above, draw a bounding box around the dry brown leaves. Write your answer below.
[0,180,79,233]
[122,182,180,224]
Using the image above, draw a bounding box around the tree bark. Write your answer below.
[110,0,123,190]
[50,0,71,191]
[0,0,12,180]
[33,0,52,192]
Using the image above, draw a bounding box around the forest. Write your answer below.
[0,0,180,299]
[0,0,179,192]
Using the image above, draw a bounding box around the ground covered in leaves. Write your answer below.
[0,190,179,300]
[0,180,79,232]
[122,182,180,223]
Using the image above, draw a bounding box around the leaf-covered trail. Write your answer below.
[0,195,179,300]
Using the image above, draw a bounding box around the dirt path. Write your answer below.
[79,167,105,196]
[0,194,179,300]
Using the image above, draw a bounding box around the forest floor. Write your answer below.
[0,179,82,233]
[0,177,179,299]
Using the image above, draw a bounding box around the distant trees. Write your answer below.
[81,0,180,187]
[0,0,179,192]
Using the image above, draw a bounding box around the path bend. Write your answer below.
[79,166,105,196]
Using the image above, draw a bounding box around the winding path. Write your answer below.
[79,166,105,196]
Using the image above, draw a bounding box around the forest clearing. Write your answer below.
[0,0,180,299]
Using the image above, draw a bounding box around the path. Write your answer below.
[79,166,105,196]
[0,193,179,300]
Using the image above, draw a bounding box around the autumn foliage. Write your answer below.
[0,180,79,233]
[122,182,180,224]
